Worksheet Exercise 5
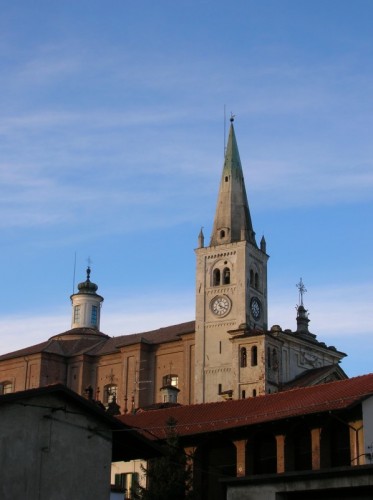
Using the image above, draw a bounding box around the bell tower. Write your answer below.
[194,119,269,403]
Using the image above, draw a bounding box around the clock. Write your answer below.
[250,297,261,320]
[211,296,231,317]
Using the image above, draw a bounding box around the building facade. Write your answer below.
[120,374,373,500]
[0,121,346,410]
[0,384,157,500]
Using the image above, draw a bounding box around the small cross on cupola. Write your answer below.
[296,278,312,335]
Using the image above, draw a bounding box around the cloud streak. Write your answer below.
[0,283,371,378]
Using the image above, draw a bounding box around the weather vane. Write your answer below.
[86,257,92,280]
[296,278,307,307]
[230,112,235,123]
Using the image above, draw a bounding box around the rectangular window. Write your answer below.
[74,305,80,324]
[91,305,98,325]
[162,374,178,388]
[104,384,117,404]
[0,382,12,395]
[114,473,139,498]
[114,473,126,489]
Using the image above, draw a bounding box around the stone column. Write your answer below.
[349,420,364,465]
[275,434,285,473]
[233,439,248,477]
[184,446,197,494]
[311,428,321,470]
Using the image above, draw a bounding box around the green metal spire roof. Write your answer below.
[210,122,256,246]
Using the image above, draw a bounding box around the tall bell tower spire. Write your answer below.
[210,117,256,247]
[195,119,269,403]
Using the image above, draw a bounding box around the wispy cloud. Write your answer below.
[0,283,371,378]
[269,283,373,339]
[0,291,195,355]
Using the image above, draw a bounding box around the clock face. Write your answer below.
[211,296,231,317]
[250,297,261,320]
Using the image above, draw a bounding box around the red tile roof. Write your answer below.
[118,373,373,440]
[90,320,195,355]
[0,321,196,360]
[0,340,51,360]
[282,364,348,389]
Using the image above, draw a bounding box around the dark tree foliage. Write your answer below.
[137,417,194,500]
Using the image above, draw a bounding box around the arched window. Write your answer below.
[91,305,98,325]
[223,267,230,285]
[251,346,258,366]
[267,347,271,368]
[0,381,12,395]
[253,389,257,397]
[250,269,254,286]
[74,305,80,324]
[104,384,117,404]
[272,348,278,370]
[220,230,225,238]
[255,273,259,289]
[241,390,246,399]
[240,347,247,368]
[213,268,220,286]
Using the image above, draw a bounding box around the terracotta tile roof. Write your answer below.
[282,365,348,389]
[0,321,196,360]
[0,340,51,360]
[51,338,108,356]
[118,373,373,440]
[87,320,195,355]
[0,330,108,360]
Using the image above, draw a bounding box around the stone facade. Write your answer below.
[120,375,373,500]
[0,386,113,500]
[0,122,346,411]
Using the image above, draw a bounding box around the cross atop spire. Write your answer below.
[296,278,307,307]
[296,278,312,335]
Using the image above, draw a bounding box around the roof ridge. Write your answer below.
[126,320,195,337]
[122,373,373,417]
[118,373,373,440]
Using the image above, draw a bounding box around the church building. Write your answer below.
[0,120,347,411]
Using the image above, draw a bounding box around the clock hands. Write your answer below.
[212,296,230,316]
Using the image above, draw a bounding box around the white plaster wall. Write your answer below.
[0,393,112,500]
[226,468,373,500]
[71,294,102,329]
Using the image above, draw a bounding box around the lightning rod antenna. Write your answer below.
[72,252,77,294]
[224,104,226,157]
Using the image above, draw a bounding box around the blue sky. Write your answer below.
[1,1,372,377]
